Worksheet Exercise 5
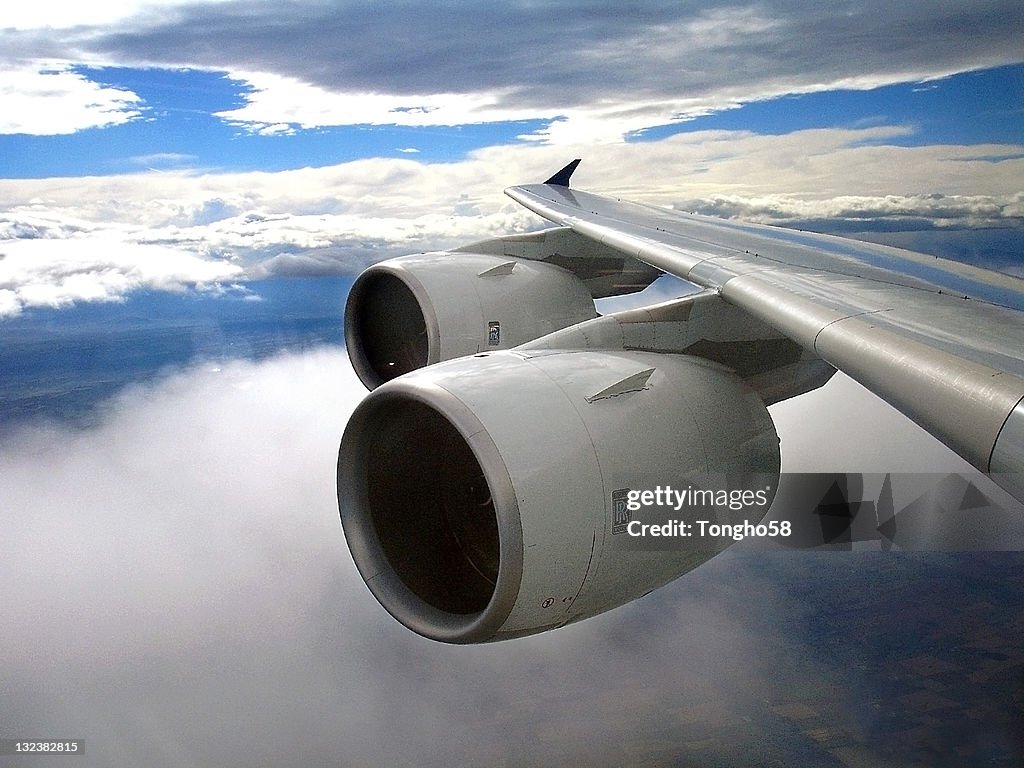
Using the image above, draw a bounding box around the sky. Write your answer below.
[1,1,1023,765]
[1,0,1023,319]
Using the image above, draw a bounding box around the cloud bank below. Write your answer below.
[2,348,1020,766]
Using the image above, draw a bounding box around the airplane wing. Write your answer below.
[337,161,1024,643]
[506,162,1024,499]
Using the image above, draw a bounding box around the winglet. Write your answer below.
[543,159,582,187]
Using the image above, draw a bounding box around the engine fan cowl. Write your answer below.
[337,349,779,643]
[344,253,597,389]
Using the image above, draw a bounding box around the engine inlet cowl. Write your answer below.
[338,349,779,643]
[343,252,596,389]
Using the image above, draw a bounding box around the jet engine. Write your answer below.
[337,348,779,643]
[344,252,597,389]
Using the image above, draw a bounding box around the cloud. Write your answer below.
[0,63,142,135]
[1,348,1020,766]
[2,1,1021,140]
[0,237,242,316]
[1,0,233,31]
[127,152,200,169]
[684,190,1024,231]
[1,350,358,665]
[0,137,1020,314]
[0,157,544,290]
[213,72,553,134]
[1,130,1020,298]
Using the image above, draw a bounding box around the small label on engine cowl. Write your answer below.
[611,488,632,535]
[487,321,500,346]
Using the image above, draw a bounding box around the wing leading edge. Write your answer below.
[506,168,1024,503]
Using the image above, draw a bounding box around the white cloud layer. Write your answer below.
[0,130,1020,311]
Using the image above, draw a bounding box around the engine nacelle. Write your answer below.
[337,349,780,643]
[344,253,597,389]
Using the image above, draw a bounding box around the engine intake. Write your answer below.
[346,271,429,384]
[344,253,596,389]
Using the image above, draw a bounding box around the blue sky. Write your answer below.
[3,64,1022,179]
[643,64,1024,145]
[1,66,555,177]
